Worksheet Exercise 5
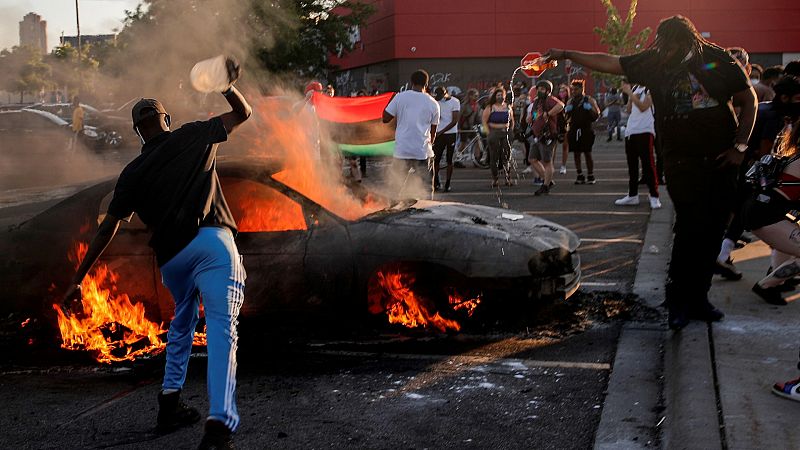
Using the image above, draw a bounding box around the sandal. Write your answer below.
[772,377,800,402]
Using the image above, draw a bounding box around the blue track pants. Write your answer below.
[160,227,245,431]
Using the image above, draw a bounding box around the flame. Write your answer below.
[20,318,31,328]
[244,96,388,221]
[448,291,482,317]
[193,325,207,347]
[227,179,307,232]
[53,242,167,363]
[369,270,468,332]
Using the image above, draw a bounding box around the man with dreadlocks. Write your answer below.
[545,15,758,330]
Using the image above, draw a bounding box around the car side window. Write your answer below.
[221,177,308,232]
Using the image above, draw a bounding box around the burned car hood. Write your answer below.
[363,200,580,253]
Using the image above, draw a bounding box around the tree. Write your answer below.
[0,46,52,102]
[49,43,100,98]
[592,0,651,86]
[253,1,375,78]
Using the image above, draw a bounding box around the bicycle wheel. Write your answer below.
[467,136,490,169]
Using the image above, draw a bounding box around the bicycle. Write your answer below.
[454,125,489,169]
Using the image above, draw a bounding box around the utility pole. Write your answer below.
[75,0,81,58]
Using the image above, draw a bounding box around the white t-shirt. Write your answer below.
[625,86,655,137]
[385,90,440,159]
[437,97,461,135]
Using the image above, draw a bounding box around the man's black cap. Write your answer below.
[131,98,167,126]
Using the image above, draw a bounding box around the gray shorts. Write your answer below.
[530,139,557,162]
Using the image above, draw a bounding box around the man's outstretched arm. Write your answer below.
[220,86,252,134]
[62,214,123,308]
[546,49,625,75]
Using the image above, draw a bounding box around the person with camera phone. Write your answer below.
[526,80,564,195]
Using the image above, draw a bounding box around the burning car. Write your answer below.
[2,159,580,342]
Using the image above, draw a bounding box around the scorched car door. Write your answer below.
[221,177,310,317]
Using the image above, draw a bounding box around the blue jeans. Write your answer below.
[160,227,246,431]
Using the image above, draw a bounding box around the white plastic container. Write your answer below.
[190,55,231,93]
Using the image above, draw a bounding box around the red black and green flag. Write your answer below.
[312,92,396,156]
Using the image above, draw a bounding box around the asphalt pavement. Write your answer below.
[0,137,686,449]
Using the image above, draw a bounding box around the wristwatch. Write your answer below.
[735,143,748,153]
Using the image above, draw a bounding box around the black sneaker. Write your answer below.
[534,184,550,196]
[586,175,596,184]
[668,307,689,330]
[157,390,201,434]
[687,301,725,322]
[198,420,234,450]
[714,258,743,281]
[549,180,556,187]
[752,283,788,306]
[444,182,451,193]
[575,174,586,184]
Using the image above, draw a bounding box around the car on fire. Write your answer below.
[1,159,580,326]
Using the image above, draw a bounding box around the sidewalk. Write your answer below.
[594,189,800,449]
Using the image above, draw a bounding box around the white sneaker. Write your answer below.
[522,166,533,174]
[615,195,640,206]
[649,196,662,209]
[559,166,567,174]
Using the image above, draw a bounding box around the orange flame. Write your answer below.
[368,270,464,332]
[53,242,167,363]
[245,96,388,221]
[448,291,482,317]
[226,179,307,232]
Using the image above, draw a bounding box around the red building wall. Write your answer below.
[333,0,800,70]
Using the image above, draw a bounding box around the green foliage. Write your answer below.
[592,0,651,85]
[253,0,375,78]
[0,46,52,102]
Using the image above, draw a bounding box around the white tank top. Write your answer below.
[625,86,655,137]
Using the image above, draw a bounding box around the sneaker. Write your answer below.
[198,420,234,450]
[534,184,550,196]
[752,282,787,306]
[444,181,451,193]
[549,180,555,187]
[533,177,544,185]
[574,174,586,185]
[522,166,533,174]
[687,301,725,322]
[714,258,742,281]
[559,165,567,174]
[772,377,800,402]
[606,137,613,142]
[586,175,596,184]
[615,195,639,206]
[649,196,662,209]
[157,390,201,434]
[667,307,689,330]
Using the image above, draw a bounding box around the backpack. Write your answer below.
[745,153,800,193]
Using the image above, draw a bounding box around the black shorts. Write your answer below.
[433,133,457,163]
[741,189,792,230]
[567,128,594,153]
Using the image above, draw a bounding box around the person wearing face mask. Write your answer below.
[432,86,461,192]
[556,84,571,174]
[526,80,564,195]
[546,15,758,330]
[482,86,515,187]
[718,75,800,296]
[564,80,600,184]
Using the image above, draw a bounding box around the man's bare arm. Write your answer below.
[546,49,624,75]
[382,110,394,124]
[733,87,757,145]
[62,215,122,306]
[631,93,653,112]
[219,86,252,135]
[439,110,460,135]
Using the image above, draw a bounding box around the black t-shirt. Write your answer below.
[620,44,750,157]
[107,117,237,266]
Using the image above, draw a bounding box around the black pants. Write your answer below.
[433,133,457,185]
[723,157,757,241]
[664,156,739,311]
[625,133,658,197]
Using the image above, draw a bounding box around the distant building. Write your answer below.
[60,34,117,49]
[19,12,47,54]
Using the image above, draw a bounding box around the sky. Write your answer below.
[0,0,141,52]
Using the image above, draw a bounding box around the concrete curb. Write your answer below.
[594,192,672,450]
